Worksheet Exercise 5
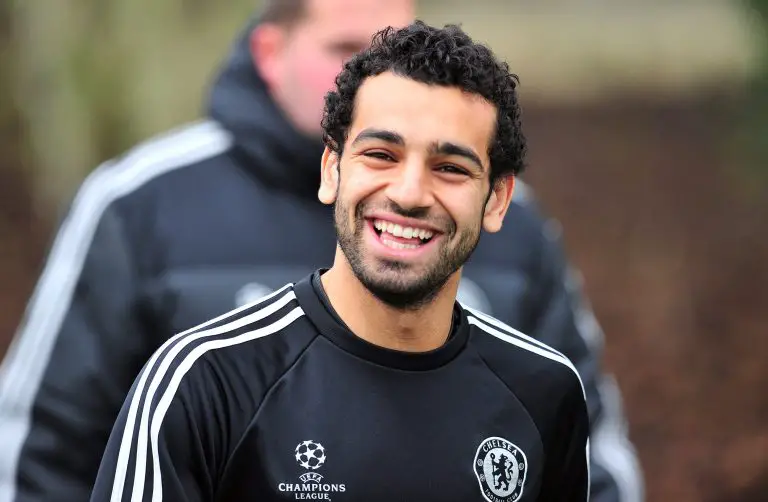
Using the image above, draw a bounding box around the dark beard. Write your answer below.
[334,198,482,311]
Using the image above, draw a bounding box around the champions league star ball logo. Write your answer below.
[279,440,345,500]
[295,440,327,470]
[473,436,527,502]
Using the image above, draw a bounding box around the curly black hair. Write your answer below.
[321,20,527,181]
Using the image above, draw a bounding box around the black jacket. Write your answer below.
[0,19,643,502]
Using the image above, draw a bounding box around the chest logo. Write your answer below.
[473,436,527,502]
[295,440,327,470]
[278,440,346,500]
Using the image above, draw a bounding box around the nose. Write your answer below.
[384,158,435,210]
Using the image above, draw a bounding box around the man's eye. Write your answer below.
[437,165,469,176]
[364,152,395,162]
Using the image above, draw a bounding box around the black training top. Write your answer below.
[90,270,589,502]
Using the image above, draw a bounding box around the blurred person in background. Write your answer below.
[0,0,643,501]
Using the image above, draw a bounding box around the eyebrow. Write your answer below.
[351,127,485,171]
[351,128,405,147]
[430,142,484,172]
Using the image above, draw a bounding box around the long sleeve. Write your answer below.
[538,375,591,502]
[90,352,217,502]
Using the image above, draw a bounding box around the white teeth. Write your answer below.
[373,219,434,241]
[381,238,419,250]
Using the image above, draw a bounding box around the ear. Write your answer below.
[249,24,286,89]
[482,176,516,233]
[318,147,340,205]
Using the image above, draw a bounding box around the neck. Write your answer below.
[321,248,459,353]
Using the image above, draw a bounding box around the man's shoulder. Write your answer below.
[464,305,585,400]
[117,284,316,456]
[152,283,315,397]
[75,120,234,211]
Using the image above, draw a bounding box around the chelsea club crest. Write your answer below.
[473,436,527,502]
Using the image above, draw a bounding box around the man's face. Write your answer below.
[255,0,414,137]
[318,72,515,309]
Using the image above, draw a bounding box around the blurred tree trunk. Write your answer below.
[0,0,47,356]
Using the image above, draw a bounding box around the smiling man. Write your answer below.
[320,69,521,341]
[89,21,589,502]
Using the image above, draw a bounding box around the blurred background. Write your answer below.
[1,0,766,500]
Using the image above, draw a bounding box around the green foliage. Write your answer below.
[737,0,768,186]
